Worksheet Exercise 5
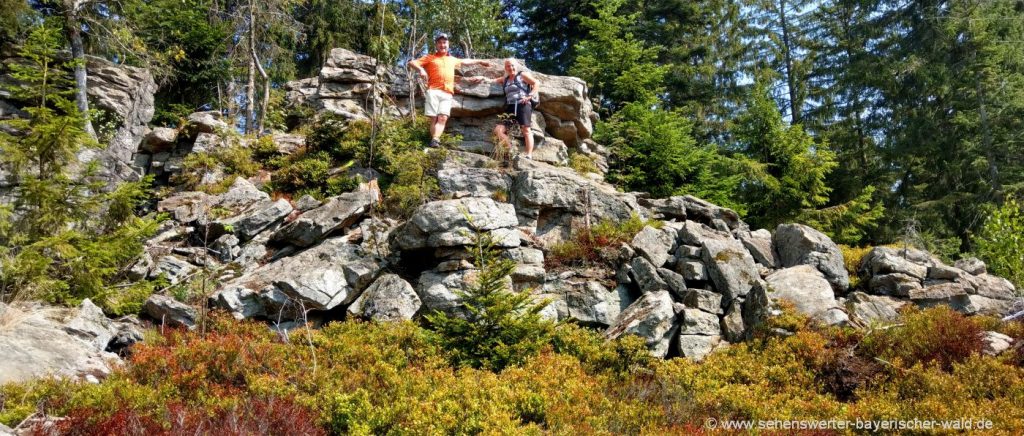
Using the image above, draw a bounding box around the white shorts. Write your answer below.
[424,89,453,117]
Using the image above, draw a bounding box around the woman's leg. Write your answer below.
[520,125,534,157]
[493,123,510,149]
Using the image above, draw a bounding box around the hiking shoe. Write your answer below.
[428,139,441,148]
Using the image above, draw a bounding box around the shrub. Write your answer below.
[426,218,554,371]
[550,322,654,375]
[839,244,874,290]
[973,198,1024,289]
[3,308,1024,433]
[567,151,600,175]
[546,214,659,268]
[858,306,984,371]
[381,147,446,219]
[173,145,260,193]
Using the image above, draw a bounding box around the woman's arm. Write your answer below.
[521,72,540,100]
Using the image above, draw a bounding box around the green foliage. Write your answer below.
[973,198,1024,289]
[550,323,654,375]
[547,214,660,269]
[596,101,743,210]
[426,219,554,371]
[570,0,668,112]
[567,151,599,175]
[416,0,511,58]
[0,25,158,311]
[173,144,261,194]
[838,244,880,290]
[798,185,885,245]
[733,80,838,229]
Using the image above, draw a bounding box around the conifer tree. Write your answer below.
[0,24,158,311]
[426,214,553,371]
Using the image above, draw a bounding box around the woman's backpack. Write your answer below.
[503,72,540,109]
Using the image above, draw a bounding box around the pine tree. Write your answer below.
[597,101,744,212]
[570,0,668,113]
[732,80,837,229]
[0,24,158,310]
[426,214,553,371]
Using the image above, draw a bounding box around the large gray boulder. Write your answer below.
[83,57,157,184]
[437,167,512,199]
[540,279,629,327]
[218,177,270,210]
[639,195,746,231]
[512,164,641,227]
[605,290,678,357]
[774,223,849,293]
[739,229,779,269]
[630,256,669,294]
[143,295,198,329]
[150,255,195,285]
[676,334,722,361]
[765,265,848,325]
[210,286,267,320]
[221,238,378,311]
[219,198,293,242]
[186,111,229,134]
[0,301,120,384]
[392,197,520,250]
[679,308,721,336]
[631,225,676,268]
[701,237,761,303]
[272,191,375,247]
[846,291,907,324]
[347,274,421,321]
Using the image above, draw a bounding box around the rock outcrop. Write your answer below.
[25,46,1015,369]
[0,300,141,384]
[284,48,598,167]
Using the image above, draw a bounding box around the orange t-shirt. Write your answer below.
[411,53,462,94]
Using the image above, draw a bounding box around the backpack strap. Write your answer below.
[514,71,532,95]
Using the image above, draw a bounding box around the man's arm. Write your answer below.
[407,58,428,81]
[467,76,504,85]
[460,59,492,68]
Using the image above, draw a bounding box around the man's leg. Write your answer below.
[429,115,441,140]
[432,114,449,141]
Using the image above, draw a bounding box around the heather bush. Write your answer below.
[3,308,1023,434]
[858,306,984,371]
[546,214,660,268]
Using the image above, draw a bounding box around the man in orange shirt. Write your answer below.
[409,33,491,148]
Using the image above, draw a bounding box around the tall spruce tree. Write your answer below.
[570,0,668,114]
[0,24,157,309]
[870,0,1024,249]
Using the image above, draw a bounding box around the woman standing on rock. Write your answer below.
[472,59,540,160]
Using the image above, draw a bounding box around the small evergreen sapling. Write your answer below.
[426,213,553,371]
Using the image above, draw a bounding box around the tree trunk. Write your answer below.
[245,0,257,134]
[777,0,800,123]
[251,44,270,135]
[64,6,96,139]
[978,74,1000,201]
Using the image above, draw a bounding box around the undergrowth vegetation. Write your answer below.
[3,307,1020,434]
[546,214,661,269]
